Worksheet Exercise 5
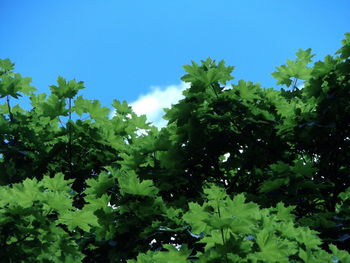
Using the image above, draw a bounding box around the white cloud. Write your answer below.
[296,82,305,89]
[110,82,189,128]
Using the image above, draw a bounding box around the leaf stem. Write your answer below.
[217,201,229,263]
[6,95,14,122]
[210,84,219,98]
[68,98,72,176]
[292,77,298,91]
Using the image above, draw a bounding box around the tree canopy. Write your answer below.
[0,33,350,262]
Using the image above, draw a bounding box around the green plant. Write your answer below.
[0,33,349,262]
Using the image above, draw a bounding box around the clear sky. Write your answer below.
[1,0,349,126]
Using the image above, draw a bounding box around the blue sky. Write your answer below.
[1,0,349,126]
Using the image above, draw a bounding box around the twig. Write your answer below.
[6,95,14,122]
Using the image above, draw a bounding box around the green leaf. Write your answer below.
[73,95,110,120]
[84,171,114,197]
[274,202,296,222]
[43,191,73,212]
[312,55,337,77]
[84,194,111,212]
[236,80,260,101]
[58,209,99,232]
[253,229,297,262]
[295,48,314,64]
[259,178,288,193]
[203,216,235,230]
[335,32,350,59]
[329,244,350,262]
[294,227,322,249]
[181,58,234,86]
[183,202,210,234]
[152,244,191,263]
[0,58,15,74]
[0,73,34,98]
[225,193,260,225]
[112,99,133,116]
[40,173,74,193]
[50,76,84,99]
[10,178,42,207]
[271,48,314,87]
[203,184,227,202]
[40,94,68,119]
[116,170,159,197]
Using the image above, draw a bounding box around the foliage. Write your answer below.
[0,33,349,262]
[0,174,84,262]
[128,185,346,263]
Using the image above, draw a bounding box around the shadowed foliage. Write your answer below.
[0,33,349,262]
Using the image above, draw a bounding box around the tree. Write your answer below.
[0,33,349,262]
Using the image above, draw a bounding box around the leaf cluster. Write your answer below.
[0,33,350,262]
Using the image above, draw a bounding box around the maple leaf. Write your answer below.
[43,191,73,212]
[50,76,84,99]
[252,229,297,262]
[57,209,99,232]
[73,95,110,120]
[40,173,74,193]
[116,170,159,197]
[10,178,42,208]
[84,171,114,197]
